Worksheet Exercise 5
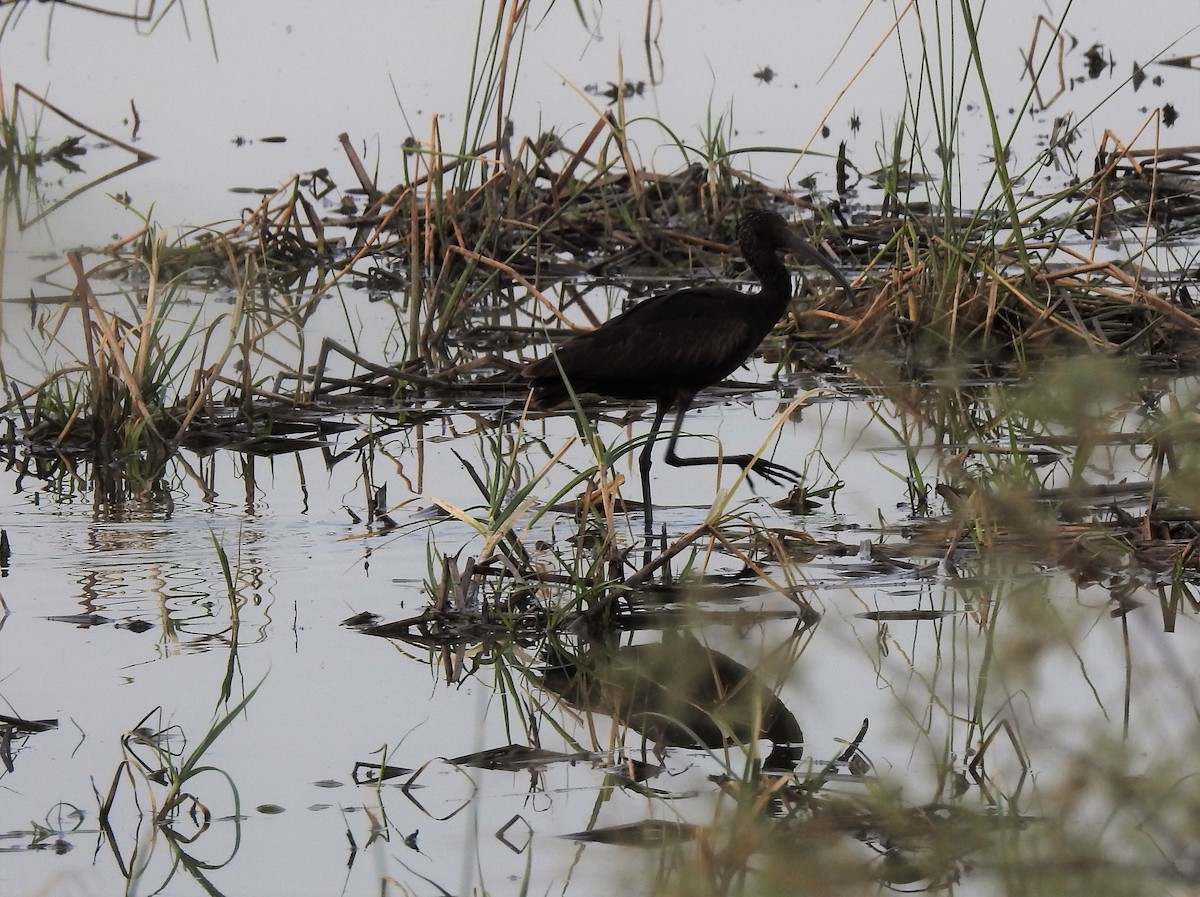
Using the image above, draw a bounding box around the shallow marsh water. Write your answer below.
[4,368,1198,895]
[1,2,1199,896]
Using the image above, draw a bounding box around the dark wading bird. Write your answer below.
[523,209,854,530]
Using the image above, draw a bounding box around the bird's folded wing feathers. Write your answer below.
[553,309,759,385]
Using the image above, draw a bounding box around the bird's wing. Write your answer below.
[548,287,765,389]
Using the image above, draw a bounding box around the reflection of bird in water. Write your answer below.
[540,633,804,770]
[524,209,853,531]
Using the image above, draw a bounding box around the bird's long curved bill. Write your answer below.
[784,231,854,297]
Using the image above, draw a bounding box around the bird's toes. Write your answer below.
[749,458,802,486]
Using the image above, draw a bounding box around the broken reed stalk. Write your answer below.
[550,112,616,201]
[337,132,381,202]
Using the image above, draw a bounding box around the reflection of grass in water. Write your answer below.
[0,0,216,52]
[92,533,261,893]
[864,354,1144,504]
[853,556,1190,897]
[0,83,156,235]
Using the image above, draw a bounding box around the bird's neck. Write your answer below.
[749,254,794,316]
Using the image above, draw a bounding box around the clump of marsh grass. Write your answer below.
[1,206,366,499]
[3,223,237,485]
[796,3,1199,367]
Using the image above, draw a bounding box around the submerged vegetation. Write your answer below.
[1,0,1199,895]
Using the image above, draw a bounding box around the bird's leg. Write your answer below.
[662,406,803,487]
[639,402,669,535]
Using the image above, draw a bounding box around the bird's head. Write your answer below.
[740,209,854,297]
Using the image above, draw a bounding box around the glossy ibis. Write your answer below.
[524,209,853,529]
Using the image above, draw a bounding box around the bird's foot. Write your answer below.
[743,456,802,487]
